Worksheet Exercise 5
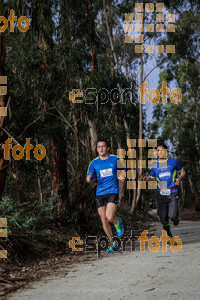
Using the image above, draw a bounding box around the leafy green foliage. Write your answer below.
[0,195,54,235]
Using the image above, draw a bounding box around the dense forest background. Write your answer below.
[0,0,199,240]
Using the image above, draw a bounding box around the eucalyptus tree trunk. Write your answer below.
[87,0,98,159]
[88,0,98,74]
[106,0,115,76]
[88,119,98,157]
[0,0,9,197]
[103,0,117,66]
[180,181,185,208]
[37,0,68,218]
[131,54,143,213]
[188,172,200,211]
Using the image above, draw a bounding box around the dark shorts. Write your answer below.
[95,193,118,209]
[156,191,179,224]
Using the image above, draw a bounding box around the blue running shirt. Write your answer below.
[87,155,124,196]
[151,158,183,193]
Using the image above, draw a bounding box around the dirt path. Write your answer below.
[7,221,200,300]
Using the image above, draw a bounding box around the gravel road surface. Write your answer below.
[8,220,200,300]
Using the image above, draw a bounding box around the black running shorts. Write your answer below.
[156,191,179,224]
[95,193,118,209]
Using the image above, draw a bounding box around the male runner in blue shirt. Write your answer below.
[86,140,125,253]
[144,143,186,241]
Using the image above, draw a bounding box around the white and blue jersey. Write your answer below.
[87,155,124,196]
[151,158,183,193]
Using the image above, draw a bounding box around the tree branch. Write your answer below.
[103,0,117,66]
[143,58,167,82]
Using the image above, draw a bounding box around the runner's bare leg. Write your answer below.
[106,203,117,224]
[98,206,113,241]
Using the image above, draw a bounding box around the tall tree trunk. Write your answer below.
[35,135,43,203]
[103,0,117,66]
[71,113,85,222]
[88,0,98,73]
[88,119,98,157]
[130,150,138,213]
[0,0,9,197]
[118,119,129,207]
[131,54,143,213]
[116,136,124,207]
[36,0,68,218]
[106,0,114,75]
[87,0,98,159]
[48,131,68,217]
[188,173,200,211]
[181,180,185,208]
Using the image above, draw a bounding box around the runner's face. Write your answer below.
[97,142,109,156]
[157,146,167,159]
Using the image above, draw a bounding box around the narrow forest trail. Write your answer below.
[7,220,200,300]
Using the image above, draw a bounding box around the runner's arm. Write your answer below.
[143,167,157,181]
[175,169,186,185]
[86,174,92,183]
[143,176,157,181]
[86,162,96,183]
[175,161,186,185]
[117,158,126,182]
[178,169,186,180]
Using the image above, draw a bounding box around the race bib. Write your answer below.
[100,168,113,178]
[159,171,171,179]
[160,189,171,196]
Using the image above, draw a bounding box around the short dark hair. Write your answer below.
[97,140,109,147]
[157,142,168,149]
